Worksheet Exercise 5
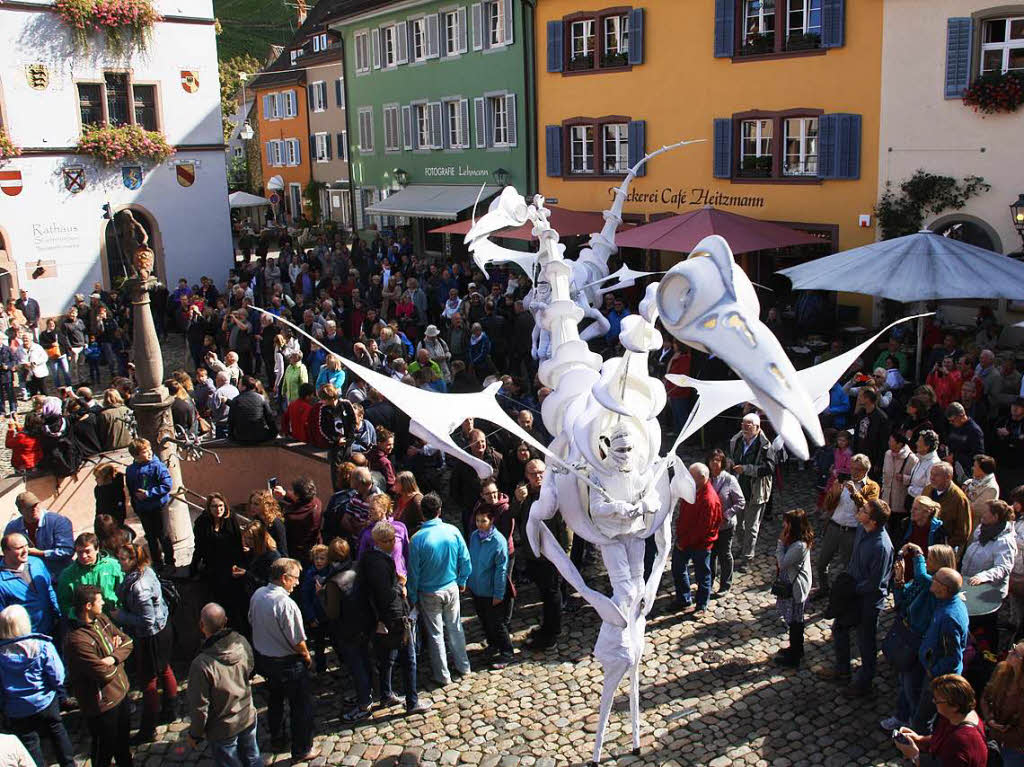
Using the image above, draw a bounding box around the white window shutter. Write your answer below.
[502,0,513,46]
[396,22,408,64]
[471,3,483,50]
[384,108,393,149]
[458,6,468,52]
[429,101,443,148]
[401,105,412,150]
[506,93,517,147]
[426,13,440,58]
[474,97,486,148]
[460,99,470,147]
[372,28,381,68]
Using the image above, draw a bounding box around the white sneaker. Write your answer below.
[879,716,905,732]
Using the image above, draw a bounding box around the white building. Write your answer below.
[0,0,232,316]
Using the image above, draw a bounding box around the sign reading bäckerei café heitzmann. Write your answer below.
[610,186,766,209]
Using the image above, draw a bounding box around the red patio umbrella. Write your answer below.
[613,206,822,254]
[429,206,622,241]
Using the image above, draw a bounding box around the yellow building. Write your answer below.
[535,0,883,319]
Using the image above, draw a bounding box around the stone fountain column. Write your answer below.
[125,274,194,568]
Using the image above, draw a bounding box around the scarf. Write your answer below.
[979,520,1006,547]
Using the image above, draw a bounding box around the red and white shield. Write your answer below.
[0,170,22,197]
[181,71,199,93]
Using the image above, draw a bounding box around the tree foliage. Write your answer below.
[219,53,260,141]
[875,171,990,240]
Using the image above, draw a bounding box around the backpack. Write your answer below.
[158,576,180,615]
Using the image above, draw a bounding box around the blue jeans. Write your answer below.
[833,606,881,691]
[895,662,924,725]
[334,638,372,708]
[210,721,262,767]
[672,548,712,609]
[418,583,470,685]
[257,654,313,758]
[47,356,71,387]
[373,630,419,709]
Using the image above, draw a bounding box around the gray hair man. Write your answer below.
[187,603,261,767]
[727,412,776,569]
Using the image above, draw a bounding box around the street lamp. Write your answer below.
[393,168,409,187]
[238,73,253,139]
[1011,193,1024,251]
[493,167,510,187]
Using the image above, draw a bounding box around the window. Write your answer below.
[338,130,348,161]
[310,81,327,112]
[445,99,468,148]
[981,17,1024,75]
[132,84,157,131]
[383,25,398,67]
[312,33,329,52]
[282,90,297,118]
[354,31,370,73]
[739,118,772,176]
[601,123,628,173]
[444,9,463,55]
[490,94,509,146]
[738,0,824,55]
[383,104,400,151]
[415,103,430,148]
[570,19,595,69]
[289,183,302,220]
[314,132,330,162]
[358,107,374,152]
[787,0,821,41]
[412,17,427,61]
[290,49,301,65]
[286,138,300,166]
[743,0,775,48]
[604,14,629,56]
[570,125,594,174]
[783,116,817,176]
[234,147,243,158]
[76,74,160,130]
[268,140,283,166]
[488,0,503,46]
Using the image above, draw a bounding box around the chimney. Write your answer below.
[295,0,307,25]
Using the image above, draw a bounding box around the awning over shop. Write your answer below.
[614,206,822,255]
[429,205,623,241]
[365,185,501,220]
[229,191,271,208]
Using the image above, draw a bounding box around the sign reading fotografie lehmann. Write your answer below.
[611,186,767,209]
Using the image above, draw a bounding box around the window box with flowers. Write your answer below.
[962,71,1024,114]
[54,0,161,55]
[77,124,174,165]
[0,130,19,164]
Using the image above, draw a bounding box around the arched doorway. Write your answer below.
[930,214,1003,253]
[99,205,166,288]
[0,228,18,303]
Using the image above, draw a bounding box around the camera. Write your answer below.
[891,730,910,745]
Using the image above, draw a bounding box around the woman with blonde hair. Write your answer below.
[0,605,75,767]
[248,488,288,556]
[93,461,127,526]
[239,518,281,595]
[315,353,345,394]
[97,388,133,450]
[394,471,424,537]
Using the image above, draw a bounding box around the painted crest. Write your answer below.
[175,162,195,187]
[25,64,49,91]
[122,165,143,190]
[62,166,86,194]
[180,71,199,93]
[0,170,23,197]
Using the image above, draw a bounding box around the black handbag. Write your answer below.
[770,579,793,598]
[882,617,922,672]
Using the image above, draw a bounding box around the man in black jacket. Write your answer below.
[354,521,430,720]
[852,388,889,482]
[227,376,277,444]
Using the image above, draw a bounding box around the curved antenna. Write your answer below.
[470,182,488,229]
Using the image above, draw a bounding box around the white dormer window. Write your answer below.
[312,33,329,52]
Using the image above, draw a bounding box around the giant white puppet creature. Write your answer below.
[259,142,913,766]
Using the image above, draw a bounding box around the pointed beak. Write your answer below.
[464,209,515,244]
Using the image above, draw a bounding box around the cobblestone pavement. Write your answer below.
[37,337,908,766]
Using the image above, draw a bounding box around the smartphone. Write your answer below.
[892,731,911,745]
[267,476,277,491]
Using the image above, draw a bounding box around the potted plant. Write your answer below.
[600,51,629,68]
[962,71,1024,115]
[740,155,772,177]
[786,31,821,50]
[77,123,174,164]
[54,0,161,54]
[741,31,775,55]
[568,54,595,71]
[0,129,19,164]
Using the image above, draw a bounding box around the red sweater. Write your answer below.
[927,716,988,767]
[6,427,43,472]
[675,481,722,551]
[282,397,314,442]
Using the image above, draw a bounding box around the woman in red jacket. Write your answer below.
[5,413,43,473]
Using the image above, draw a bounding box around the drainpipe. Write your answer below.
[339,48,358,231]
[521,0,537,196]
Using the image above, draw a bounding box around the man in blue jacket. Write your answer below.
[825,498,894,698]
[5,492,73,580]
[407,492,472,686]
[0,533,59,635]
[912,567,969,731]
[125,438,174,569]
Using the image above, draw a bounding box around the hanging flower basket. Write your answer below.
[54,0,161,54]
[962,71,1024,115]
[0,129,20,164]
[78,124,174,165]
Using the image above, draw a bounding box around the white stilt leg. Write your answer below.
[591,660,627,767]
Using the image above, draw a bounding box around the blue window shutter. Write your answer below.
[309,134,315,161]
[335,79,343,108]
[627,120,646,177]
[712,118,732,178]
[337,133,344,159]
[307,84,315,105]
[547,20,563,72]
[326,135,332,160]
[821,0,845,48]
[836,113,861,179]
[714,0,735,58]
[944,18,973,99]
[628,9,644,65]
[545,125,562,177]
[818,114,837,178]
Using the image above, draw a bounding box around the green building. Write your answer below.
[328,0,535,252]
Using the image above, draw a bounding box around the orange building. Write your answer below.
[250,68,312,223]
[534,0,884,320]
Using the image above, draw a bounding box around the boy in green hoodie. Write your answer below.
[56,533,123,616]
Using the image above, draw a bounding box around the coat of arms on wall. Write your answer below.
[122,165,143,190]
[180,71,199,93]
[175,162,195,187]
[62,166,86,193]
[25,64,49,90]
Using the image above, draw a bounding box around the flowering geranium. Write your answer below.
[0,129,20,164]
[78,124,174,164]
[54,0,160,53]
[962,71,1024,115]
